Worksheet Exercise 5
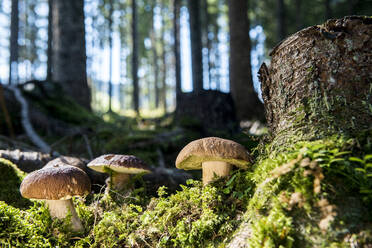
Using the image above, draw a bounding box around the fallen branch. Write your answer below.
[0,149,52,172]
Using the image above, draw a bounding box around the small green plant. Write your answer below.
[349,154,372,201]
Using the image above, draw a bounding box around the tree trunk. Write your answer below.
[213,21,221,90]
[52,0,91,109]
[348,0,357,15]
[324,0,332,20]
[132,0,139,114]
[9,0,19,85]
[295,0,303,30]
[108,0,114,112]
[277,0,286,41]
[202,0,212,88]
[228,0,264,121]
[188,0,203,93]
[151,1,160,109]
[161,11,167,113]
[259,16,372,143]
[47,0,53,82]
[173,0,182,107]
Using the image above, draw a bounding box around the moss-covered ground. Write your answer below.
[1,128,371,247]
[1,83,371,247]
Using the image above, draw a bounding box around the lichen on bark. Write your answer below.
[259,16,372,147]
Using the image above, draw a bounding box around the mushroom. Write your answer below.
[20,165,91,232]
[44,156,86,172]
[175,137,252,185]
[44,156,107,190]
[87,154,151,191]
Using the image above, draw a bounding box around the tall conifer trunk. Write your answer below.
[132,0,139,114]
[174,0,182,106]
[52,0,91,109]
[188,0,203,93]
[228,0,264,120]
[9,0,19,85]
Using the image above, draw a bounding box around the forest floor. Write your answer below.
[0,82,372,247]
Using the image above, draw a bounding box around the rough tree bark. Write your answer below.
[228,16,372,248]
[259,16,372,144]
[52,0,91,109]
[188,0,203,94]
[228,0,264,121]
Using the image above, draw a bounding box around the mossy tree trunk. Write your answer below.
[259,16,372,145]
[227,16,372,248]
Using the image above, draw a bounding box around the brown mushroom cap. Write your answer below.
[44,156,86,172]
[87,154,151,174]
[175,137,252,170]
[20,165,91,200]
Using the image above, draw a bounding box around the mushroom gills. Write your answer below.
[202,161,232,185]
[45,199,84,232]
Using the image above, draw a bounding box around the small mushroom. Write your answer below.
[20,165,91,232]
[175,137,252,185]
[87,154,151,191]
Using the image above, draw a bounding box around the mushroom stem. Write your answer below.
[110,173,131,191]
[202,161,232,185]
[45,199,84,232]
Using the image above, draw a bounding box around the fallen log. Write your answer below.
[0,149,51,173]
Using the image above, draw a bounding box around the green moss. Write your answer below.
[0,201,66,247]
[0,158,31,209]
[90,175,254,248]
[2,126,372,247]
[248,202,294,248]
[41,98,99,125]
[22,83,100,126]
[231,132,372,247]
